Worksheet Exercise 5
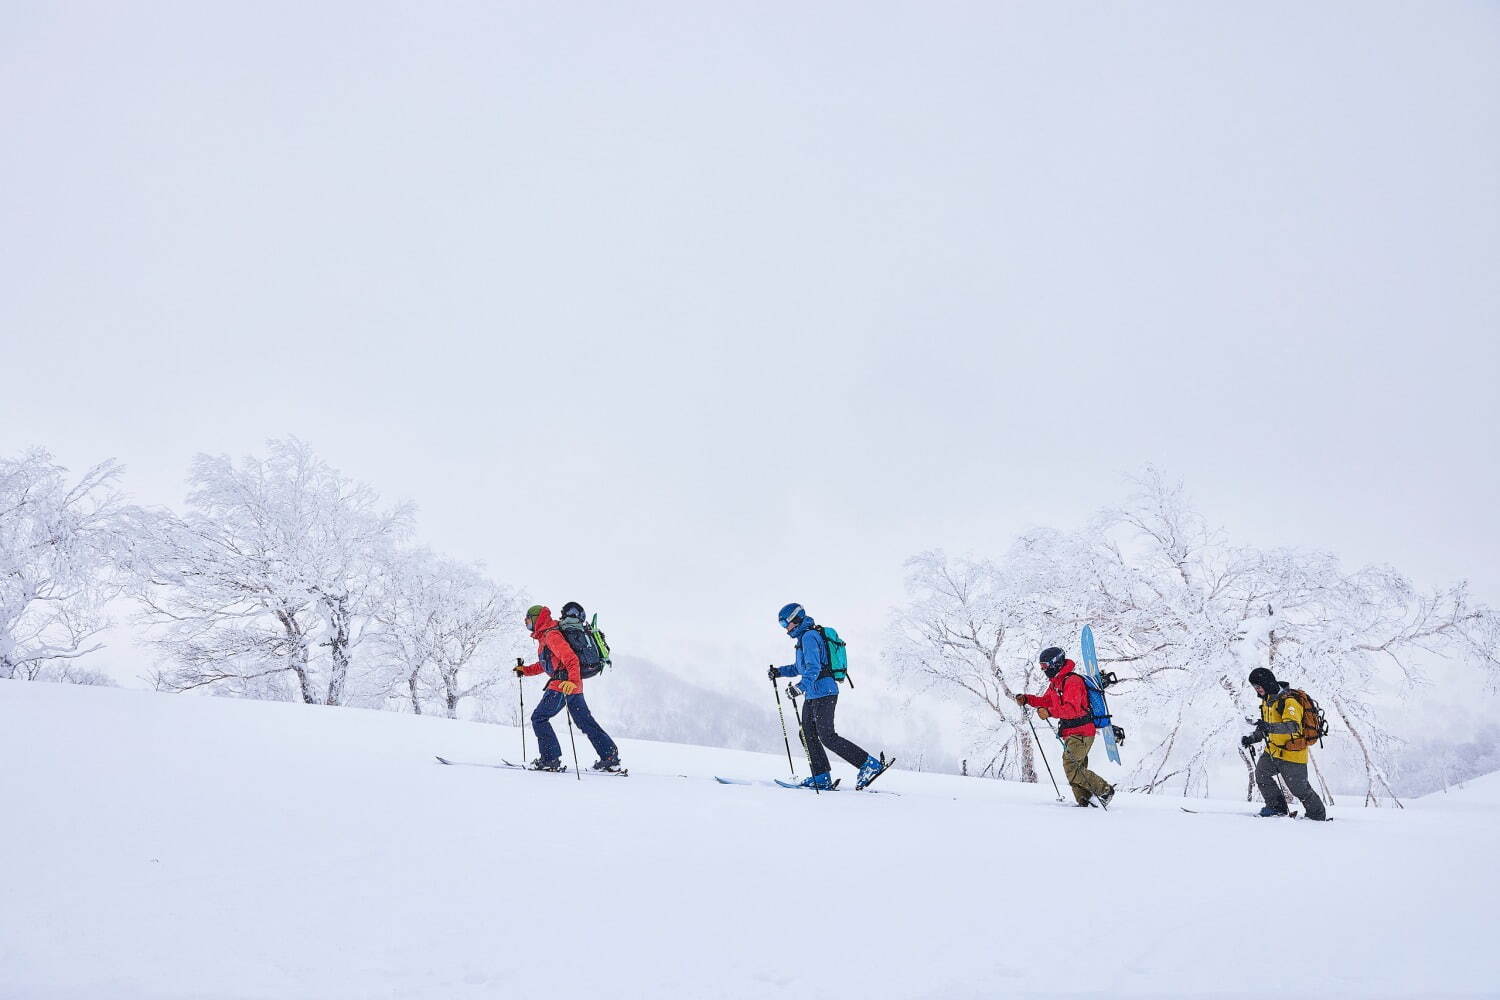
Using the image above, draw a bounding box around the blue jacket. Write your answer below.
[775,617,839,700]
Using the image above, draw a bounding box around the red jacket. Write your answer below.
[1022,661,1096,738]
[518,607,583,694]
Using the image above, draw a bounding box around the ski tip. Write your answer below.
[435,756,453,765]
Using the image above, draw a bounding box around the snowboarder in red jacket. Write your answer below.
[1016,646,1115,808]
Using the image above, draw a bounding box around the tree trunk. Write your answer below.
[408,669,422,715]
[443,666,460,720]
[1331,696,1403,808]
[1019,719,1038,783]
[324,599,351,707]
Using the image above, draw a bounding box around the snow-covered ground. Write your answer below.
[3,682,1494,999]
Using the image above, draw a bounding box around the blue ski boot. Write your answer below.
[855,753,891,790]
[1257,805,1289,818]
[800,772,834,790]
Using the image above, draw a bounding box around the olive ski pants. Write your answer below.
[1062,734,1114,806]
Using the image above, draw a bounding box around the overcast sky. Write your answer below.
[3,1,1497,686]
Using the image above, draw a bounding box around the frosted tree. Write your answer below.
[0,449,139,682]
[375,548,521,718]
[886,551,1052,783]
[138,439,413,706]
[889,468,1500,804]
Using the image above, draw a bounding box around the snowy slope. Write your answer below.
[2,683,1494,999]
[1413,767,1500,808]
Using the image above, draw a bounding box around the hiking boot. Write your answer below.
[1098,784,1116,810]
[591,755,622,772]
[1257,805,1289,818]
[858,758,888,791]
[800,772,834,790]
[529,757,566,772]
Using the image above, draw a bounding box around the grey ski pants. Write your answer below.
[1255,751,1327,821]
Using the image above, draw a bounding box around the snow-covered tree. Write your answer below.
[138,439,413,706]
[888,468,1500,805]
[374,548,522,718]
[0,449,138,682]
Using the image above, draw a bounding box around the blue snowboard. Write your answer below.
[1079,625,1121,765]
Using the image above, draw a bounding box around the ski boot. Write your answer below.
[800,772,835,790]
[1257,805,1289,818]
[855,753,892,791]
[529,757,566,772]
[591,755,623,773]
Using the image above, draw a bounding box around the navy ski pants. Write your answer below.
[800,694,870,777]
[532,689,617,764]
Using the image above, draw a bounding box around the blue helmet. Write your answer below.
[778,603,806,631]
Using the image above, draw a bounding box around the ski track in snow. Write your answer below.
[1,682,1494,999]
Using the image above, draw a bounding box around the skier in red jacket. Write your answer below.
[1016,646,1115,808]
[514,605,619,772]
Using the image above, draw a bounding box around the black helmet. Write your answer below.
[1039,647,1067,675]
[560,601,586,622]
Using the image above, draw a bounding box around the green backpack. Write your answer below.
[812,625,850,685]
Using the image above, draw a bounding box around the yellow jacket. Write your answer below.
[1260,690,1309,764]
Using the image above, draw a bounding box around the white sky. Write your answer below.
[3,1,1497,684]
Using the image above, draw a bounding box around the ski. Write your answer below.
[434,756,628,777]
[713,774,898,794]
[1180,807,1302,818]
[773,777,842,790]
[501,757,629,777]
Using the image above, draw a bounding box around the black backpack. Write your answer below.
[557,601,609,679]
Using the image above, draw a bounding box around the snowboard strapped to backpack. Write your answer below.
[1276,688,1329,751]
[810,625,851,686]
[556,601,612,679]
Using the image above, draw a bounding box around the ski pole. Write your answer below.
[771,669,797,778]
[1024,709,1064,802]
[517,660,527,764]
[565,698,581,782]
[788,685,819,795]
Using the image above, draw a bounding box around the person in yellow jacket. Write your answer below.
[1243,667,1327,820]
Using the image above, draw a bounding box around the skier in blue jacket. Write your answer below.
[770,603,889,790]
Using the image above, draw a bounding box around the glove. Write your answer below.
[768,666,780,682]
[787,682,802,698]
[556,680,579,696]
[1240,733,1260,749]
[1015,693,1028,707]
[513,658,526,677]
[1251,719,1270,739]
[1036,707,1051,721]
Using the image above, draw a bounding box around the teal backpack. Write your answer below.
[812,625,851,686]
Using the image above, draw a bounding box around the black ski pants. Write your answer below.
[1255,751,1327,821]
[800,694,870,777]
